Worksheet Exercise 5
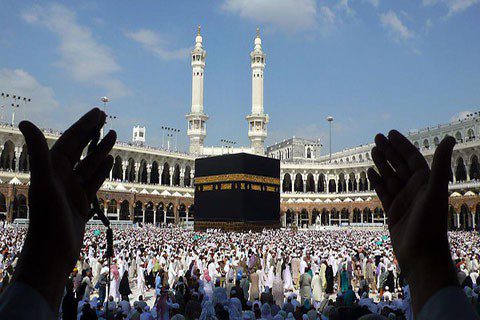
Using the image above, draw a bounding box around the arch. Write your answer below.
[348,172,357,192]
[93,199,105,221]
[306,173,315,192]
[328,179,336,193]
[285,209,294,227]
[300,209,309,228]
[455,157,467,182]
[312,208,320,224]
[294,173,304,192]
[172,164,181,186]
[321,209,329,225]
[363,208,372,223]
[107,199,117,217]
[0,140,15,170]
[161,163,171,185]
[19,144,28,172]
[423,139,430,149]
[470,155,480,180]
[138,159,148,183]
[165,203,175,224]
[448,206,456,230]
[414,141,419,149]
[475,204,480,231]
[188,204,194,221]
[179,203,187,221]
[338,173,347,192]
[125,158,135,182]
[282,173,292,192]
[455,131,463,142]
[306,148,312,159]
[467,128,475,141]
[13,194,27,220]
[119,200,130,220]
[318,174,326,192]
[184,165,192,187]
[150,161,160,184]
[459,204,472,230]
[133,201,143,223]
[112,156,123,181]
[330,208,339,226]
[373,207,385,224]
[433,137,440,147]
[145,201,155,224]
[340,208,349,225]
[0,193,6,213]
[156,202,165,224]
[352,208,361,223]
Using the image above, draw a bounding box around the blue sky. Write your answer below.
[0,0,479,153]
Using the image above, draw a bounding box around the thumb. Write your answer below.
[19,121,51,181]
[429,136,456,190]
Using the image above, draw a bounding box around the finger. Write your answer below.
[371,146,402,195]
[84,155,114,198]
[367,167,393,211]
[51,108,106,168]
[18,121,52,181]
[429,136,456,192]
[388,130,428,173]
[75,130,116,182]
[375,134,411,182]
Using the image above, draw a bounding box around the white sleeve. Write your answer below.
[0,281,55,320]
[417,286,479,320]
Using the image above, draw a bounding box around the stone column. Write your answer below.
[142,208,145,223]
[302,173,307,193]
[117,207,120,221]
[180,168,185,187]
[14,147,20,172]
[122,162,127,182]
[134,162,141,182]
[169,167,174,186]
[313,174,319,193]
[147,164,152,184]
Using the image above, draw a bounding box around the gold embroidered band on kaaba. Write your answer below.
[194,174,280,193]
[194,174,280,186]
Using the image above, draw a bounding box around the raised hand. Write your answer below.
[367,130,457,314]
[12,108,116,313]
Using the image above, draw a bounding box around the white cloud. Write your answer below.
[125,29,190,60]
[380,10,414,41]
[0,69,58,124]
[336,0,356,16]
[318,6,337,36]
[422,0,480,16]
[364,0,380,7]
[451,110,473,122]
[22,4,129,98]
[221,0,318,33]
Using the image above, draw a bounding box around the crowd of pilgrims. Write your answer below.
[1,225,480,319]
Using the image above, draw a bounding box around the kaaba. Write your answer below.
[194,153,280,231]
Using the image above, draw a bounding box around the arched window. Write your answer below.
[112,156,123,181]
[306,148,312,159]
[455,157,467,182]
[294,173,304,192]
[306,173,315,192]
[282,173,292,192]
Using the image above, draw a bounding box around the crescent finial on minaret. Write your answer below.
[197,25,201,36]
[256,27,260,38]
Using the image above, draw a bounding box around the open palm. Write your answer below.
[367,130,458,313]
[13,108,116,313]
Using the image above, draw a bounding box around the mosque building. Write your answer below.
[0,27,479,230]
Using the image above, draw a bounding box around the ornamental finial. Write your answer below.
[256,27,260,38]
[197,25,201,36]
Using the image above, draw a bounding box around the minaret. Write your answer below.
[186,26,209,155]
[246,28,268,155]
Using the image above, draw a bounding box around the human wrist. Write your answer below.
[12,239,69,314]
[406,254,457,315]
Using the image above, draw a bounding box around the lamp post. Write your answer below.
[161,126,180,151]
[100,97,110,137]
[1,93,31,126]
[107,115,117,130]
[327,116,334,163]
[220,139,236,154]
